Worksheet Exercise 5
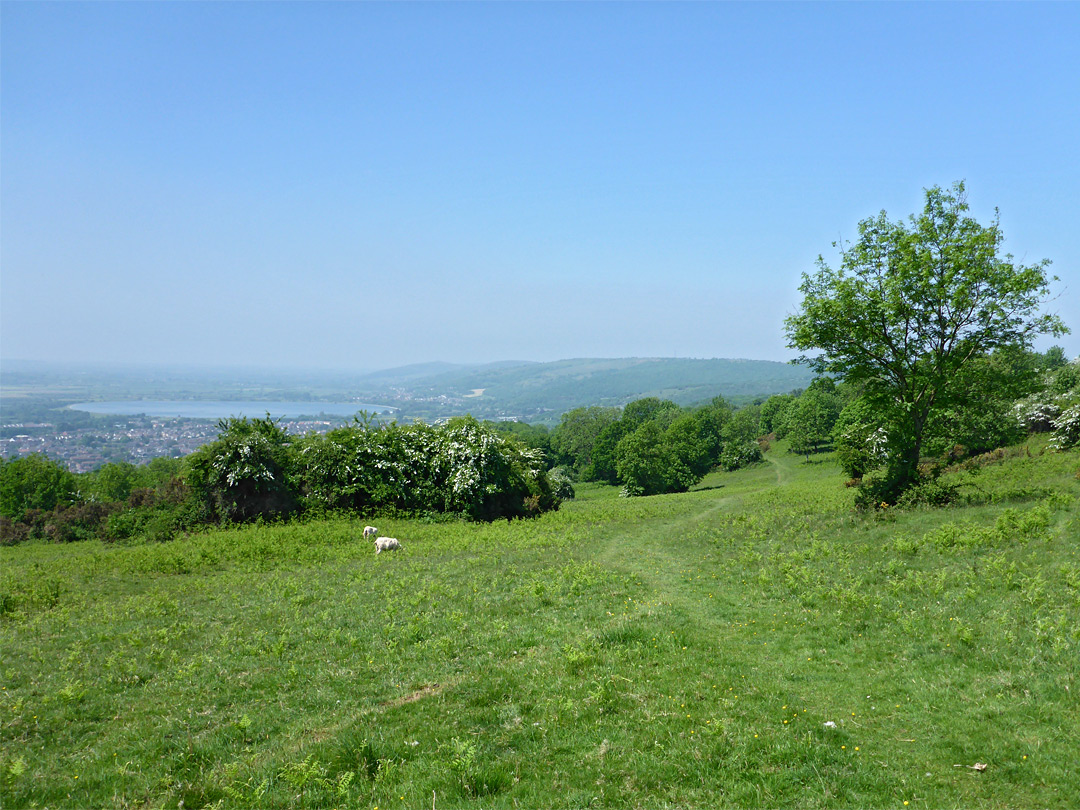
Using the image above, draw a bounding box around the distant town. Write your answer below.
[0,416,346,473]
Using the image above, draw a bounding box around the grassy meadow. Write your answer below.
[2,439,1078,809]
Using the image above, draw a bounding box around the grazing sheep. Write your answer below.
[363,526,379,540]
[375,537,401,554]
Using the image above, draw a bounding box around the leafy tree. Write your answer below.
[488,420,553,460]
[584,420,628,484]
[1051,361,1080,395]
[615,421,695,497]
[621,398,680,430]
[785,182,1067,500]
[0,454,79,520]
[84,462,142,502]
[786,388,841,460]
[550,406,620,478]
[717,405,763,471]
[1040,345,1069,371]
[722,405,761,447]
[667,397,731,477]
[665,413,714,480]
[760,394,796,437]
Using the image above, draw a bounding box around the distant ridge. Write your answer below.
[352,357,815,422]
[357,361,476,383]
[2,357,814,425]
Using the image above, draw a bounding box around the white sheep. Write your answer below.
[375,537,401,554]
[363,525,379,540]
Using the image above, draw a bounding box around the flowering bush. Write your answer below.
[185,416,298,523]
[293,416,563,521]
[1050,403,1080,451]
[1013,394,1062,433]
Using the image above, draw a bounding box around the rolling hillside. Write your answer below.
[357,357,815,421]
[3,437,1077,808]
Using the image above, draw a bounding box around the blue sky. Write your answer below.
[2,2,1077,372]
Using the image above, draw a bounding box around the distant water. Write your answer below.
[68,400,395,419]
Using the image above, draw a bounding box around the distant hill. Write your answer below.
[354,357,815,422]
[2,357,815,426]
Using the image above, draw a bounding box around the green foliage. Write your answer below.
[721,404,761,447]
[584,397,755,494]
[786,388,841,459]
[760,393,796,437]
[185,416,298,523]
[786,181,1067,499]
[83,462,143,503]
[583,420,627,484]
[487,419,554,461]
[832,397,888,479]
[294,416,561,521]
[615,421,696,497]
[621,397,680,430]
[0,453,79,520]
[550,406,620,478]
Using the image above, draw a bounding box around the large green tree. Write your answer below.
[0,454,79,520]
[550,406,620,478]
[785,182,1067,499]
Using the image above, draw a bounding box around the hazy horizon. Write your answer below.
[3,3,1078,369]
[0,353,808,381]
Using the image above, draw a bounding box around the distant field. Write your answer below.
[2,439,1078,808]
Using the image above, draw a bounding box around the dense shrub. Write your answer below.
[294,416,562,521]
[1050,403,1080,451]
[616,421,696,497]
[895,477,959,509]
[185,416,298,523]
[547,467,576,500]
[720,442,763,472]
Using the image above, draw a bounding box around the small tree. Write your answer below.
[786,388,841,460]
[785,182,1067,500]
[615,421,695,496]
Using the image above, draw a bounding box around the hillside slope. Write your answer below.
[3,439,1077,808]
[358,356,815,420]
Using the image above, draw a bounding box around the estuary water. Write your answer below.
[68,400,395,419]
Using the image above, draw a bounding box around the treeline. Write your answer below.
[0,416,570,545]
[545,396,764,495]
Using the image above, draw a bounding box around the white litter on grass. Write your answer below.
[824,721,838,729]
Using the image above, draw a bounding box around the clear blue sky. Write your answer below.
[3,2,1077,372]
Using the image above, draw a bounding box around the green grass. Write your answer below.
[2,439,1078,808]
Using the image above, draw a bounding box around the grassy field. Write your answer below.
[2,440,1078,809]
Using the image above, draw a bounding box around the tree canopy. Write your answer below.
[785,182,1067,498]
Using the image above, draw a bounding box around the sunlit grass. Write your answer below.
[2,439,1078,808]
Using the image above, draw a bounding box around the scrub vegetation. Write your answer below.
[2,436,1077,809]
